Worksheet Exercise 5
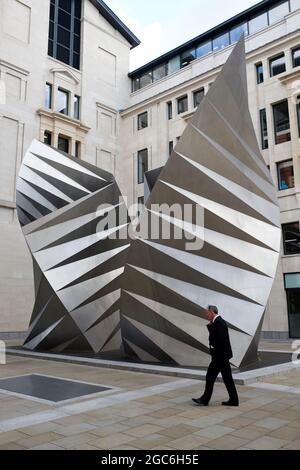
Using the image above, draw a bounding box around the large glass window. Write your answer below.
[260,109,268,150]
[132,77,140,92]
[140,71,152,88]
[196,41,212,59]
[58,135,69,154]
[230,23,248,43]
[74,95,80,120]
[44,83,52,109]
[138,149,148,184]
[256,63,264,84]
[277,160,294,190]
[270,53,286,76]
[285,273,300,338]
[248,12,268,34]
[153,63,168,81]
[57,88,69,115]
[168,55,180,74]
[290,0,300,12]
[193,88,204,108]
[213,32,230,52]
[292,47,300,67]
[282,222,300,255]
[273,100,291,144]
[181,48,196,67]
[48,0,82,70]
[177,95,188,114]
[269,1,289,24]
[137,111,148,130]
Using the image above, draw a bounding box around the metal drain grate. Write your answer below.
[0,374,111,403]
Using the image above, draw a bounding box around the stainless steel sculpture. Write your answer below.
[17,140,130,353]
[121,39,281,368]
[17,39,280,367]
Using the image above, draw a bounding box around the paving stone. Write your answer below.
[205,435,250,450]
[246,436,288,450]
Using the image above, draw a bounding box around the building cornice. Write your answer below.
[37,109,91,133]
[0,60,29,76]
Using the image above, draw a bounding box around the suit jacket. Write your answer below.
[207,316,233,362]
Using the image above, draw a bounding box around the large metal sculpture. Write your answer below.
[17,140,130,354]
[17,39,281,367]
[120,38,281,368]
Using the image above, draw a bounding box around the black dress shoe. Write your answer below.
[222,400,239,406]
[192,398,208,406]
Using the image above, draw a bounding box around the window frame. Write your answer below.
[269,52,286,77]
[48,0,82,70]
[45,83,52,109]
[177,95,188,115]
[57,87,69,115]
[137,148,148,184]
[259,108,268,150]
[272,99,291,145]
[282,222,300,255]
[193,88,205,108]
[137,111,148,131]
[256,62,264,84]
[277,159,294,191]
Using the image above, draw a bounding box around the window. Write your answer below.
[167,102,173,120]
[256,63,264,84]
[248,12,268,34]
[268,1,289,24]
[277,160,294,190]
[75,141,80,159]
[153,63,168,81]
[181,48,196,67]
[177,95,188,114]
[132,77,140,92]
[137,112,148,130]
[297,96,300,137]
[196,41,212,58]
[168,56,180,74]
[193,89,204,108]
[213,32,230,52]
[169,141,173,157]
[282,222,300,255]
[45,83,52,109]
[292,47,300,68]
[48,0,82,70]
[284,273,300,338]
[269,53,286,76]
[291,0,300,11]
[140,71,152,88]
[137,196,144,217]
[57,88,69,115]
[137,149,148,184]
[230,23,248,43]
[73,95,80,120]
[273,100,291,144]
[58,135,69,154]
[44,131,52,146]
[260,109,268,150]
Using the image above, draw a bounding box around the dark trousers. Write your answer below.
[201,357,239,404]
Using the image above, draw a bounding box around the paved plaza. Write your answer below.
[0,346,299,450]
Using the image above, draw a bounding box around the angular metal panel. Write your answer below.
[121,38,281,368]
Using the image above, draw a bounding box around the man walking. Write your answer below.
[192,306,239,406]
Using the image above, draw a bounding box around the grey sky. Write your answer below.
[104,0,259,70]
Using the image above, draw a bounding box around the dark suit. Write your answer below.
[201,316,238,404]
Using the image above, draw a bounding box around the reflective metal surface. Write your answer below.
[17,140,130,354]
[121,39,281,368]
